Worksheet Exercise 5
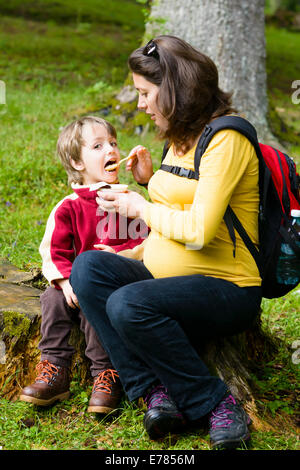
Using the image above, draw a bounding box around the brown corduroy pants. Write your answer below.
[38,287,113,377]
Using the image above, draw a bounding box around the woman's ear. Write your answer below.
[70,158,85,171]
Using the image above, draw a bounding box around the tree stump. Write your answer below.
[199,317,279,431]
[0,261,91,400]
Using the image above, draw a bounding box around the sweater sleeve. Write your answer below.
[39,199,75,286]
[143,130,255,249]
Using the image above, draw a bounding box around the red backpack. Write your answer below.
[160,115,300,298]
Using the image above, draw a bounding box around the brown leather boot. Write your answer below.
[19,360,70,406]
[88,369,122,414]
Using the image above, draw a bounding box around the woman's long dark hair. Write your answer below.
[128,35,237,153]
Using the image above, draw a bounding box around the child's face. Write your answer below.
[73,123,121,185]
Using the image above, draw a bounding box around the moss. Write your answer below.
[113,99,137,117]
[2,311,31,339]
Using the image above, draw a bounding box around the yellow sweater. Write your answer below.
[143,129,261,287]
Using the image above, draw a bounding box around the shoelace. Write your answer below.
[93,369,119,395]
[144,384,170,409]
[210,394,236,429]
[35,360,59,384]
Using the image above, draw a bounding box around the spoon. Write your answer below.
[106,154,132,172]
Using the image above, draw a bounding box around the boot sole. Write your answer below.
[19,391,70,406]
[211,431,251,450]
[144,409,186,440]
[87,405,116,414]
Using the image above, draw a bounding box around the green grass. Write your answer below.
[0,2,299,451]
[0,0,144,27]
[0,379,298,450]
[0,384,211,451]
[266,26,300,95]
[261,290,300,343]
[0,6,159,268]
[265,25,300,153]
[0,16,139,86]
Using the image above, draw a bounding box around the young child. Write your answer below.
[20,116,148,413]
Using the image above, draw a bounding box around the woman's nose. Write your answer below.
[138,95,146,110]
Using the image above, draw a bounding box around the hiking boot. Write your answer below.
[87,369,122,414]
[209,393,251,449]
[19,360,70,406]
[143,384,186,440]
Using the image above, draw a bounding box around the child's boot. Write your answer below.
[87,369,122,414]
[20,359,70,406]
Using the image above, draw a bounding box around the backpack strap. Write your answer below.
[161,140,169,162]
[194,115,261,172]
[194,116,267,269]
[160,116,263,180]
[225,206,263,274]
[275,149,290,215]
[160,164,198,179]
[160,140,198,179]
[194,115,272,221]
[223,207,237,258]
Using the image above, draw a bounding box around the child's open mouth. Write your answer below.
[104,159,118,172]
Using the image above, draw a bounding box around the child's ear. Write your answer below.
[70,158,85,171]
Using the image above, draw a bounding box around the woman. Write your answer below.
[70,35,262,449]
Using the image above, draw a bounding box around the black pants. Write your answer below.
[70,250,261,421]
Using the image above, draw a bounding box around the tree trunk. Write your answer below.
[145,0,278,145]
[199,317,279,430]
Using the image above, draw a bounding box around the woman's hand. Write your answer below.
[126,145,153,185]
[56,278,80,309]
[96,190,147,220]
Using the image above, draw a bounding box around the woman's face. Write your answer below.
[132,73,168,132]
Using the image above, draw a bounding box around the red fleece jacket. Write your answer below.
[39,184,149,286]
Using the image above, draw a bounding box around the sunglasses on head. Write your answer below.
[143,39,159,60]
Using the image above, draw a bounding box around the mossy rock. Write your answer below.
[77,83,156,136]
[0,283,41,318]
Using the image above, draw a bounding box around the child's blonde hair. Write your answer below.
[57,115,117,185]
